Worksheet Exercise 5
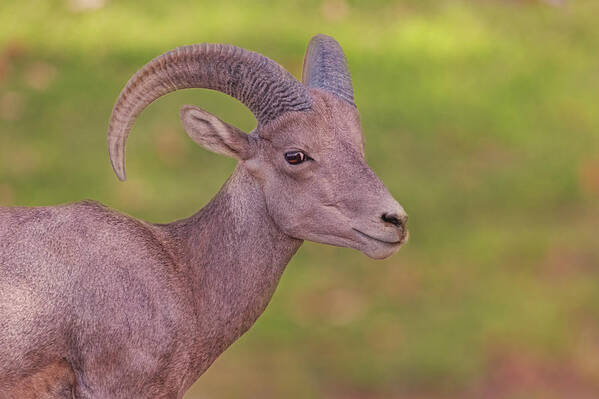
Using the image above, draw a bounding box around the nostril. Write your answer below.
[381,213,403,227]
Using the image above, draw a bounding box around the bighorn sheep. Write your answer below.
[0,34,408,398]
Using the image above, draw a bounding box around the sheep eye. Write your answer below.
[284,151,307,165]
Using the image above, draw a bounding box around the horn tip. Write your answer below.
[110,159,127,182]
[108,135,128,181]
[116,171,127,182]
[309,33,339,44]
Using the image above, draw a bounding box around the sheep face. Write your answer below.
[180,89,408,260]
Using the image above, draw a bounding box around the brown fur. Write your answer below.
[1,360,75,399]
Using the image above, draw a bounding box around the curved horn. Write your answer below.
[108,43,312,181]
[301,34,354,106]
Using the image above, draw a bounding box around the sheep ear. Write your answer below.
[180,105,251,160]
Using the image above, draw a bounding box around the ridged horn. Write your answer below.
[301,34,354,106]
[107,43,312,181]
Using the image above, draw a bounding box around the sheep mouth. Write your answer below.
[352,228,402,245]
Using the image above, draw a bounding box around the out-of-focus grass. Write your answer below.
[1,0,599,398]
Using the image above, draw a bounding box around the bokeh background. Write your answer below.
[1,0,599,398]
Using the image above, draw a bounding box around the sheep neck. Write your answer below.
[163,164,302,376]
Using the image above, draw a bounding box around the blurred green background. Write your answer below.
[1,0,599,398]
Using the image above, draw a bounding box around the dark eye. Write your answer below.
[284,150,309,165]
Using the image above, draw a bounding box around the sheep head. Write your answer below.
[108,34,408,259]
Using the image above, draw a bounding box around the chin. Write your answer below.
[357,229,408,259]
[361,242,403,260]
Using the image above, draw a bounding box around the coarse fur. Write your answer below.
[0,36,408,398]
